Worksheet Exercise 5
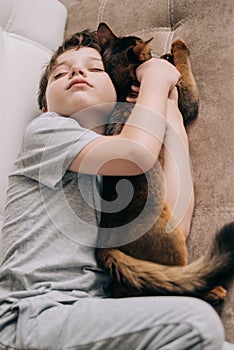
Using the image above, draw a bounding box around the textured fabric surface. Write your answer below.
[60,0,234,342]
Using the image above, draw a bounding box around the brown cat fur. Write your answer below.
[96,23,234,306]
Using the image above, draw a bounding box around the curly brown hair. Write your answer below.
[38,30,101,110]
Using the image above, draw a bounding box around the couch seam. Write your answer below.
[4,0,18,32]
[97,0,107,27]
[164,30,174,54]
[129,27,172,40]
[168,0,172,28]
[166,0,175,53]
[169,0,175,28]
[4,32,53,55]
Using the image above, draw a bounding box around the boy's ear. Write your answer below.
[97,22,118,47]
[42,107,47,113]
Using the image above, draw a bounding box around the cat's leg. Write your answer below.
[171,39,199,124]
[163,94,195,239]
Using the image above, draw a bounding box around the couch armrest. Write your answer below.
[0,0,67,224]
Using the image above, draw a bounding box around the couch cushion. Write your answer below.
[0,0,67,224]
[65,0,175,58]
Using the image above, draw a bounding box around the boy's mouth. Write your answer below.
[67,78,91,90]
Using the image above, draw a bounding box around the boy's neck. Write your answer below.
[70,103,115,135]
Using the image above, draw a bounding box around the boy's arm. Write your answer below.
[69,58,180,176]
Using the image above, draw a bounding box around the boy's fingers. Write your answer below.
[131,85,140,92]
[126,96,137,103]
[126,85,139,103]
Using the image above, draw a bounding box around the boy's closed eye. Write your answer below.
[53,68,105,79]
[54,72,68,79]
[88,67,105,72]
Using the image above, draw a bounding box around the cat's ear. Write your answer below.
[97,23,118,47]
[132,37,154,62]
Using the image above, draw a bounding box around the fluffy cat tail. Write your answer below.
[98,222,234,300]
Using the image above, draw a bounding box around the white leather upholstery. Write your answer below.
[0,0,67,232]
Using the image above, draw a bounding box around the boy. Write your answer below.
[0,30,232,349]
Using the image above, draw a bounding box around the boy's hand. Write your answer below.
[126,59,180,104]
[136,58,181,91]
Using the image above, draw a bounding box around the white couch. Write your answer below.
[0,0,67,232]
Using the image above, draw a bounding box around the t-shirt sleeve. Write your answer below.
[18,112,101,189]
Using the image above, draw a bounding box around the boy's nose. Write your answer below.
[70,66,87,78]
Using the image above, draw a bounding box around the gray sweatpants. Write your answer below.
[0,295,233,350]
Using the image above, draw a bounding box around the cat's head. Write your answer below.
[97,23,153,101]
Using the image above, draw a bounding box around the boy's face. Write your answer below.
[45,47,117,117]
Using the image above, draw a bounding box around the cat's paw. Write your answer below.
[204,285,227,306]
[171,39,190,56]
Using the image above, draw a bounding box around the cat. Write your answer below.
[95,22,234,306]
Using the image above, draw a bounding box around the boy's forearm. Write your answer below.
[119,76,170,168]
[163,100,194,238]
[136,74,169,116]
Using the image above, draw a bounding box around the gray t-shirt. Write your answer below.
[0,112,110,309]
